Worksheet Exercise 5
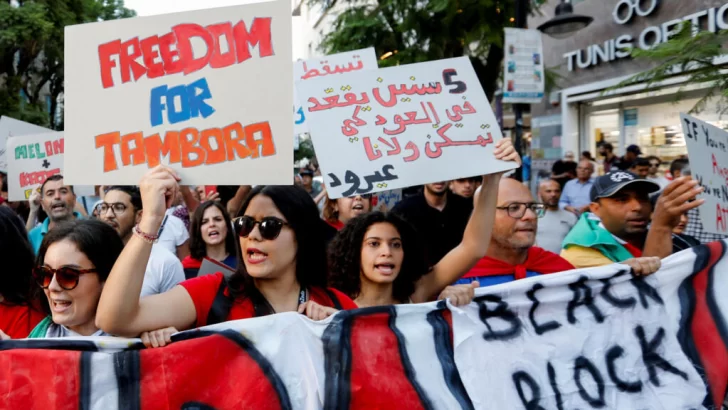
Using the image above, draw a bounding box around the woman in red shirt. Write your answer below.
[0,207,45,339]
[182,201,239,279]
[322,194,372,230]
[96,166,356,344]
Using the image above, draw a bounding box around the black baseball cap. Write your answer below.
[299,169,314,177]
[590,171,660,201]
[626,144,642,155]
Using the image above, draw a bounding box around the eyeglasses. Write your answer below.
[95,202,127,215]
[233,216,289,240]
[496,203,546,219]
[32,266,97,291]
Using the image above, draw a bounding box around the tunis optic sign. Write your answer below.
[564,0,728,71]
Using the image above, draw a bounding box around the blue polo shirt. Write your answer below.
[28,212,83,253]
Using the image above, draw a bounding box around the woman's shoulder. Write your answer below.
[311,287,358,310]
[27,316,53,339]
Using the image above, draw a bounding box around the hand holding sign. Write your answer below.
[138,165,181,234]
[651,177,704,230]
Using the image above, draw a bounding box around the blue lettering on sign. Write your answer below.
[150,77,216,127]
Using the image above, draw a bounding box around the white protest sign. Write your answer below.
[0,116,51,173]
[503,28,545,104]
[374,188,402,211]
[680,113,728,235]
[64,0,293,186]
[293,47,378,135]
[297,56,515,199]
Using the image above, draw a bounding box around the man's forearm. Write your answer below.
[643,225,673,259]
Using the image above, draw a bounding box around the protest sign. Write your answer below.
[503,28,545,104]
[0,116,51,173]
[293,47,378,135]
[681,113,728,235]
[374,188,402,211]
[7,132,64,201]
[3,243,727,409]
[297,57,515,199]
[64,0,293,186]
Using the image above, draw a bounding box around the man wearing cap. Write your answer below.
[299,168,321,199]
[615,144,642,171]
[561,171,704,268]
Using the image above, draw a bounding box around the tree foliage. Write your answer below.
[618,23,728,115]
[0,0,135,129]
[308,0,533,101]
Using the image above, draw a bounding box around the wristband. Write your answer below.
[133,224,159,243]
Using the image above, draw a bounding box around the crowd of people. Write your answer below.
[0,138,712,350]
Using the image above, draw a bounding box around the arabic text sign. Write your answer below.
[2,242,728,409]
[64,0,293,186]
[297,57,515,199]
[503,28,545,104]
[681,113,728,235]
[7,132,64,201]
[293,47,378,135]
[0,117,52,173]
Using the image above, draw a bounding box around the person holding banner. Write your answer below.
[327,139,520,307]
[96,166,357,342]
[27,175,83,253]
[182,201,239,278]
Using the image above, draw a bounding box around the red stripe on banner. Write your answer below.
[690,241,728,407]
[442,309,454,346]
[349,313,425,410]
[139,333,283,409]
[0,349,81,410]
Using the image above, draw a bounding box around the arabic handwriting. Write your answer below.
[382,102,436,135]
[300,59,366,80]
[342,106,368,137]
[371,83,443,108]
[380,137,401,156]
[403,141,420,162]
[328,173,342,188]
[295,106,305,125]
[375,115,388,125]
[363,137,383,161]
[336,165,399,197]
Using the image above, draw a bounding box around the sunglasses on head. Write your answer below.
[32,266,97,291]
[233,216,289,240]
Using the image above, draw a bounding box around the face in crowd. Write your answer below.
[41,178,76,222]
[492,179,541,251]
[648,158,661,177]
[590,188,651,240]
[576,160,594,181]
[201,204,228,247]
[450,177,480,199]
[538,179,561,208]
[425,181,448,196]
[97,189,142,241]
[334,194,372,224]
[359,222,404,287]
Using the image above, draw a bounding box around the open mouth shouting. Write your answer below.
[246,247,268,265]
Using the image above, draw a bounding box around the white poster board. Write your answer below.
[680,113,728,235]
[64,0,293,186]
[297,56,516,199]
[374,188,402,211]
[293,47,378,135]
[503,28,545,104]
[0,116,51,173]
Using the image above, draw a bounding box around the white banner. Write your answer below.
[0,116,51,173]
[297,57,515,199]
[63,0,293,186]
[503,28,545,104]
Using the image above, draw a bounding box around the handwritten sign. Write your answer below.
[63,0,293,186]
[293,48,378,136]
[7,132,65,201]
[502,28,545,104]
[0,116,51,173]
[2,242,728,409]
[297,57,515,199]
[680,113,728,235]
[374,188,402,211]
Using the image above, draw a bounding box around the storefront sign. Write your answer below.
[564,2,728,71]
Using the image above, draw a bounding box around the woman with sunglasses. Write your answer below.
[0,207,46,339]
[322,194,373,230]
[96,166,357,343]
[328,139,521,307]
[27,220,124,338]
[182,201,238,279]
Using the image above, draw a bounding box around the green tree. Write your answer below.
[309,0,536,101]
[618,24,728,115]
[0,0,135,129]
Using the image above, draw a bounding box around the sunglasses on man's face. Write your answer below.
[32,266,97,291]
[233,216,289,240]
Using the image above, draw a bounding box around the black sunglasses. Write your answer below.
[233,216,289,240]
[32,266,97,291]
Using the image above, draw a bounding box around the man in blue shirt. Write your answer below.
[559,159,594,216]
[28,175,83,253]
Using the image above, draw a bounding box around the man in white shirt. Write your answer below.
[157,211,190,260]
[97,186,185,297]
[536,179,577,254]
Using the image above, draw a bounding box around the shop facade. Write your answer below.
[529,0,728,180]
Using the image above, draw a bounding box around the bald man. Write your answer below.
[535,179,577,254]
[455,178,575,287]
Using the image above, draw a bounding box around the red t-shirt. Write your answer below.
[0,303,46,339]
[180,272,357,328]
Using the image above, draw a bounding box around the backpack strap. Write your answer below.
[206,278,233,326]
[324,288,343,310]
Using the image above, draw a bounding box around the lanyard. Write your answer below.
[253,287,308,317]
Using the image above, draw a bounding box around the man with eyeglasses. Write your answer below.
[561,171,704,268]
[98,186,184,297]
[28,175,83,253]
[456,178,575,287]
[559,159,594,216]
[536,179,577,254]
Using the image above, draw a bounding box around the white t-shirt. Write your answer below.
[141,246,185,297]
[156,214,189,257]
[536,209,578,254]
[648,175,670,189]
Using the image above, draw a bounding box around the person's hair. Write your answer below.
[40,174,74,195]
[601,143,613,153]
[228,185,328,298]
[36,219,124,284]
[189,201,238,261]
[630,157,651,168]
[106,186,142,212]
[0,207,36,306]
[670,158,690,176]
[581,151,594,161]
[646,155,661,165]
[323,196,338,224]
[328,212,428,303]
